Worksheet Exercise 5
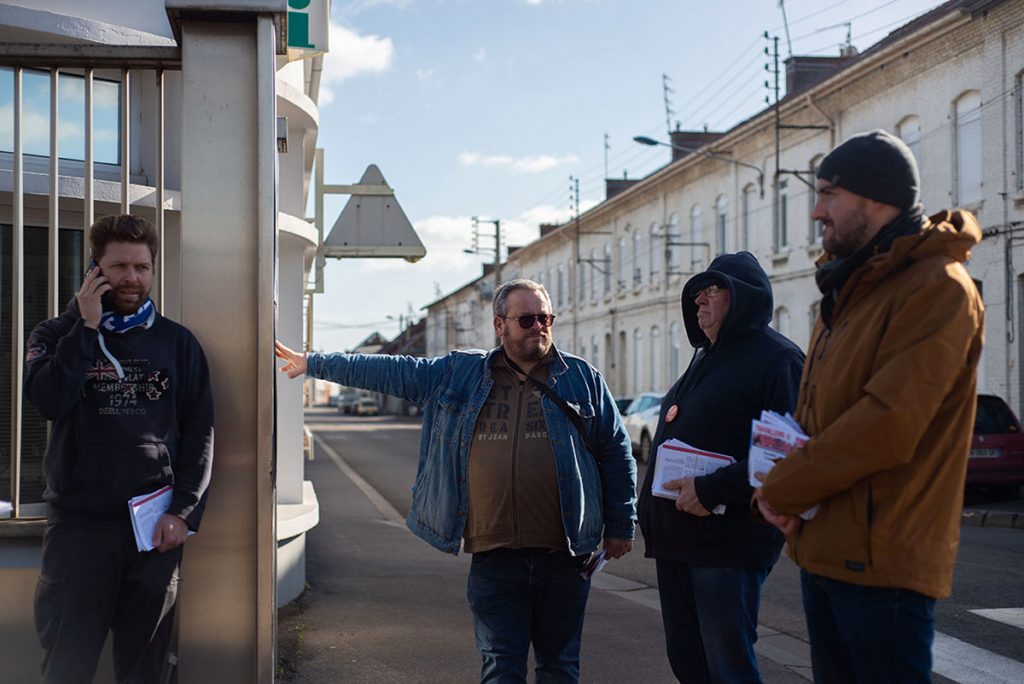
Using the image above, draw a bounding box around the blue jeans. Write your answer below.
[655,561,770,684]
[466,548,591,683]
[800,569,936,684]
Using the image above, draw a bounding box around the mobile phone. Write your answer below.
[87,256,113,309]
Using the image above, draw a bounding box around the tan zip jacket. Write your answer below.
[761,210,985,599]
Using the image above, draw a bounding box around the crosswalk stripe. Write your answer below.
[969,607,1024,630]
[932,631,1024,683]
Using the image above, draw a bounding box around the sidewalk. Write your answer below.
[277,428,811,683]
[278,416,1020,682]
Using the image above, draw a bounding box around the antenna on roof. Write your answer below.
[662,73,675,137]
[815,20,857,57]
[777,0,793,58]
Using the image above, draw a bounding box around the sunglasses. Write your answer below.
[694,284,725,301]
[502,313,556,329]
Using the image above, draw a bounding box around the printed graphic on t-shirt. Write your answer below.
[87,358,170,416]
[475,382,549,442]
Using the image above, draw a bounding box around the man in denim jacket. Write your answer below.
[277,279,636,682]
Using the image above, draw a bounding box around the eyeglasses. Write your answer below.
[694,285,725,301]
[502,313,556,329]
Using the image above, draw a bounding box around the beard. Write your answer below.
[503,331,553,363]
[822,210,871,257]
[109,285,150,315]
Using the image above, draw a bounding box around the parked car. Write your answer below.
[337,389,360,414]
[354,396,379,416]
[614,396,634,415]
[968,394,1024,499]
[622,392,663,464]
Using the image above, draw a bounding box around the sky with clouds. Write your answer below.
[312,0,946,351]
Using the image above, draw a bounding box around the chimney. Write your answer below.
[605,177,641,200]
[669,129,724,162]
[784,55,853,98]
[539,223,560,237]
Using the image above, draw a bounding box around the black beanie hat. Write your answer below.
[816,129,920,210]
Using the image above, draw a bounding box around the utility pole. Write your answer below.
[570,175,580,348]
[765,32,781,250]
[470,216,502,294]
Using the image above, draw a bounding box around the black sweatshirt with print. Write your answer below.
[25,299,214,531]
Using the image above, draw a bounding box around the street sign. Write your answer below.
[322,165,426,263]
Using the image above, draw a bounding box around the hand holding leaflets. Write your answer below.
[652,439,736,515]
[748,411,819,521]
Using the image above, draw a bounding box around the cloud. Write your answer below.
[520,204,574,227]
[320,21,394,94]
[473,47,487,63]
[343,0,415,13]
[458,151,580,174]
[415,67,441,86]
[356,214,479,274]
[0,104,51,151]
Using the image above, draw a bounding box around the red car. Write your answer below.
[968,394,1024,498]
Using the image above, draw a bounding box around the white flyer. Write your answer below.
[128,486,193,552]
[748,412,818,521]
[651,439,735,514]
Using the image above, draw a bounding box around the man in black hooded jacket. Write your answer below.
[638,251,804,683]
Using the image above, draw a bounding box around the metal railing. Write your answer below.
[0,46,180,518]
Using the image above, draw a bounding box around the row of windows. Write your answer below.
[527,89,987,308]
[572,323,684,395]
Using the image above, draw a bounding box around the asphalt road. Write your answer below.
[291,411,1024,683]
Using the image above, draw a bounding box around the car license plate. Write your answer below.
[970,448,1001,459]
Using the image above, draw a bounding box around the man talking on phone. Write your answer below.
[25,214,214,683]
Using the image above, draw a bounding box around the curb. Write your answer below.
[961,509,1024,529]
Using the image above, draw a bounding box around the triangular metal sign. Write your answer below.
[322,165,426,262]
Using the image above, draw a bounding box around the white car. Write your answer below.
[354,396,379,416]
[621,392,663,464]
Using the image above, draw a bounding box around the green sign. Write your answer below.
[287,0,328,57]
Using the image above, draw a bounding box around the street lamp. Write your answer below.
[633,135,764,198]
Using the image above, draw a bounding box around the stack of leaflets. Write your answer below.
[128,485,178,552]
[748,411,819,521]
[651,439,735,515]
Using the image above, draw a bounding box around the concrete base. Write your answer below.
[276,480,320,606]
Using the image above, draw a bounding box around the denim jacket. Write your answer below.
[307,346,637,556]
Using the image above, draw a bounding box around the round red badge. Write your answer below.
[665,405,678,422]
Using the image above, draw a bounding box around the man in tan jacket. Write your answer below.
[755,130,984,683]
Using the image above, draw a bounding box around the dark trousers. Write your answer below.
[655,561,771,684]
[34,522,182,684]
[466,548,591,683]
[800,569,936,684]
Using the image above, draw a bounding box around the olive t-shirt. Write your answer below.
[463,354,566,553]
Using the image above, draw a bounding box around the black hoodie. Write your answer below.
[24,298,214,531]
[638,252,804,567]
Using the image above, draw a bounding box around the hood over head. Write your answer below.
[681,251,773,348]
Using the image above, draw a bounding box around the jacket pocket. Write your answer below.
[69,441,174,502]
[436,390,469,445]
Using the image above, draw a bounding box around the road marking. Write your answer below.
[932,632,1024,683]
[313,433,405,524]
[969,607,1024,630]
